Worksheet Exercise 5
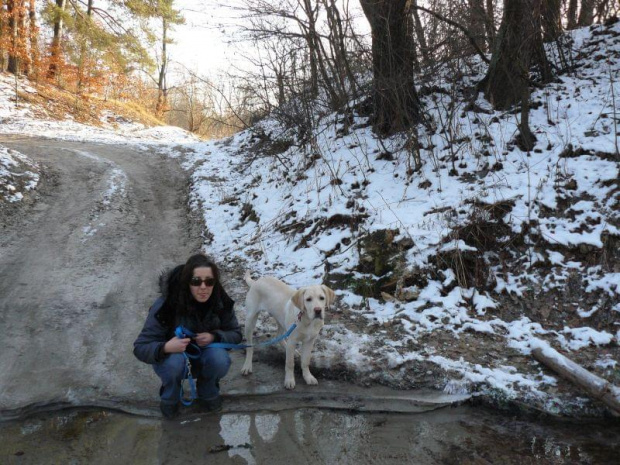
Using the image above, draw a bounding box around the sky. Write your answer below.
[168,0,248,80]
[167,0,368,84]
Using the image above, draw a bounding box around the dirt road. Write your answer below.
[0,136,202,417]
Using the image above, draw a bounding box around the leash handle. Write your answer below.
[179,353,197,406]
[174,326,202,359]
[175,325,197,339]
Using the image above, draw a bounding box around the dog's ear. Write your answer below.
[291,289,305,310]
[322,285,336,307]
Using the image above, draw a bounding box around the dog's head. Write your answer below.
[291,285,336,320]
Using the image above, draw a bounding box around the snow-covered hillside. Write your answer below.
[1,21,618,416]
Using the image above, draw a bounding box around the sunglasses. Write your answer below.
[190,277,216,287]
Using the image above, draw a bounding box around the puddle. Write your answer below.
[1,406,618,464]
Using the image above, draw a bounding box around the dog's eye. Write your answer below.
[319,296,325,300]
[306,297,312,302]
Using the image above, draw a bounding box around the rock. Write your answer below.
[398,287,420,302]
[565,179,578,190]
[381,291,397,303]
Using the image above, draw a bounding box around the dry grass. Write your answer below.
[104,99,165,127]
[12,75,164,128]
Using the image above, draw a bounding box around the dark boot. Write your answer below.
[198,396,222,412]
[160,402,180,419]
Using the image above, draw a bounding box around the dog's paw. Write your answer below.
[240,365,253,376]
[304,374,318,385]
[284,377,296,389]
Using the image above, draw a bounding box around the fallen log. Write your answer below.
[532,342,620,416]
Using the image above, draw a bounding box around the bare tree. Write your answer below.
[411,0,430,68]
[483,0,551,109]
[167,73,211,133]
[47,0,66,78]
[468,0,488,51]
[238,0,361,111]
[482,0,552,151]
[27,0,37,77]
[359,0,422,135]
[7,0,25,74]
[484,0,496,49]
[578,0,596,26]
[542,0,562,41]
[152,1,184,118]
[567,0,579,29]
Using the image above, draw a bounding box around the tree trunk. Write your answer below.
[594,0,611,23]
[532,346,620,416]
[0,0,5,71]
[468,0,488,52]
[518,82,535,151]
[155,17,168,118]
[47,0,66,79]
[304,0,342,109]
[483,0,551,110]
[276,69,286,107]
[359,0,422,135]
[485,0,495,50]
[7,0,20,74]
[325,0,358,100]
[76,0,93,95]
[75,0,93,99]
[541,0,562,42]
[567,0,579,29]
[411,0,430,67]
[300,0,320,98]
[27,0,37,77]
[578,0,595,26]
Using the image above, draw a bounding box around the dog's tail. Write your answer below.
[244,271,255,286]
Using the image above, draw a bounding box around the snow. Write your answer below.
[0,146,40,202]
[559,327,615,351]
[1,22,619,414]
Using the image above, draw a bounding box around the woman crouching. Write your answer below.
[133,253,242,419]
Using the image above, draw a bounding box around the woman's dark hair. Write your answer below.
[157,253,227,327]
[176,253,223,318]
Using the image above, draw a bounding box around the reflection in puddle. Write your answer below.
[218,409,374,464]
[1,406,619,464]
[219,414,254,464]
[254,413,280,442]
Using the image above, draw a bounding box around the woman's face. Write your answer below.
[189,266,215,303]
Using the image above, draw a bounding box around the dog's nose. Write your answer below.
[314,307,322,314]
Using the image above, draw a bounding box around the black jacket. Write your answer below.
[133,266,243,364]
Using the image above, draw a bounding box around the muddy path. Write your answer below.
[0,136,203,417]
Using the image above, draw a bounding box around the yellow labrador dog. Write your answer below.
[241,272,336,389]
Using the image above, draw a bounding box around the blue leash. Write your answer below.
[175,324,298,351]
[174,323,297,405]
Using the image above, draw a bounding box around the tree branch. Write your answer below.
[413,4,490,64]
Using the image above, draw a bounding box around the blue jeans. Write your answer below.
[153,347,231,405]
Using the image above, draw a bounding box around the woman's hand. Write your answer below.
[195,332,215,347]
[163,337,190,354]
